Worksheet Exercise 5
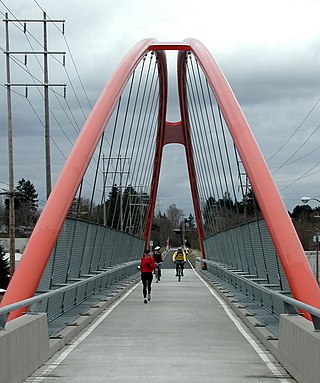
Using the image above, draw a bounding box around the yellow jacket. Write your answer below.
[172,249,187,262]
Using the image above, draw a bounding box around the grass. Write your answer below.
[187,248,201,268]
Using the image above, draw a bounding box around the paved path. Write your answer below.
[25,268,296,382]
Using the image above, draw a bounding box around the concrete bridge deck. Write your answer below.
[23,268,295,382]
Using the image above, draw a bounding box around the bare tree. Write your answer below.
[166,204,184,228]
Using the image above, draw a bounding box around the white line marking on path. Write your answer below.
[28,282,140,382]
[190,263,291,383]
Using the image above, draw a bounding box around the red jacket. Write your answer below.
[140,256,156,273]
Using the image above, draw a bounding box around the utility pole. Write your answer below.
[313,234,319,284]
[43,12,51,197]
[155,197,163,217]
[236,155,252,219]
[4,13,16,277]
[129,187,149,236]
[4,12,66,199]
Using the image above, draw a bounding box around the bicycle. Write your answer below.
[175,261,184,282]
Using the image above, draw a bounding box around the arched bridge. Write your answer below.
[1,39,320,383]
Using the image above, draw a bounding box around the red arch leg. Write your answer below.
[182,38,320,312]
[0,39,158,319]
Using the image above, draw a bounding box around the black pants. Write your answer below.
[176,260,185,275]
[141,272,153,298]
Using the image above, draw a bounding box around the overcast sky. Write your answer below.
[1,0,320,217]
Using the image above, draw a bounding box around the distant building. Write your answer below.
[0,238,29,253]
[0,225,7,234]
[4,252,23,269]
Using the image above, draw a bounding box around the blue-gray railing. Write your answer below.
[201,217,320,332]
[204,218,290,286]
[204,218,290,298]
[0,217,144,329]
[197,257,320,331]
[0,260,139,330]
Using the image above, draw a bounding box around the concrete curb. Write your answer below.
[0,275,141,383]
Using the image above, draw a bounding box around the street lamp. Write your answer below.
[301,196,320,204]
[300,196,320,284]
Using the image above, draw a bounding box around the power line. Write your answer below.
[267,97,320,163]
[279,159,320,192]
[272,120,320,175]
[4,11,66,198]
[32,0,93,109]
[0,3,103,195]
[33,0,92,112]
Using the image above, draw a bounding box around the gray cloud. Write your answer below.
[1,0,320,216]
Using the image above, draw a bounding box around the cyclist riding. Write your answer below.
[172,247,187,277]
[152,246,163,282]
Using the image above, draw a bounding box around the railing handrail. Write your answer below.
[196,257,320,331]
[0,260,139,329]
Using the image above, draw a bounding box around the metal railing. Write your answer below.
[0,260,140,330]
[196,258,320,331]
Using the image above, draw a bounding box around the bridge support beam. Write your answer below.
[144,118,206,259]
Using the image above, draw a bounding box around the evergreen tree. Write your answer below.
[5,178,39,228]
[16,178,38,210]
[186,213,195,228]
[122,185,136,232]
[105,185,120,228]
[0,244,10,289]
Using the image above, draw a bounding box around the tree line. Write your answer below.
[1,179,319,290]
[202,189,261,235]
[68,185,151,236]
[0,178,39,235]
[151,203,197,249]
[0,178,39,290]
[290,204,320,250]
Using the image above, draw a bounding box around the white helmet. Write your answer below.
[154,246,160,250]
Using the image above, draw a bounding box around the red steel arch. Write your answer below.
[178,38,320,312]
[1,39,319,321]
[1,38,164,319]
